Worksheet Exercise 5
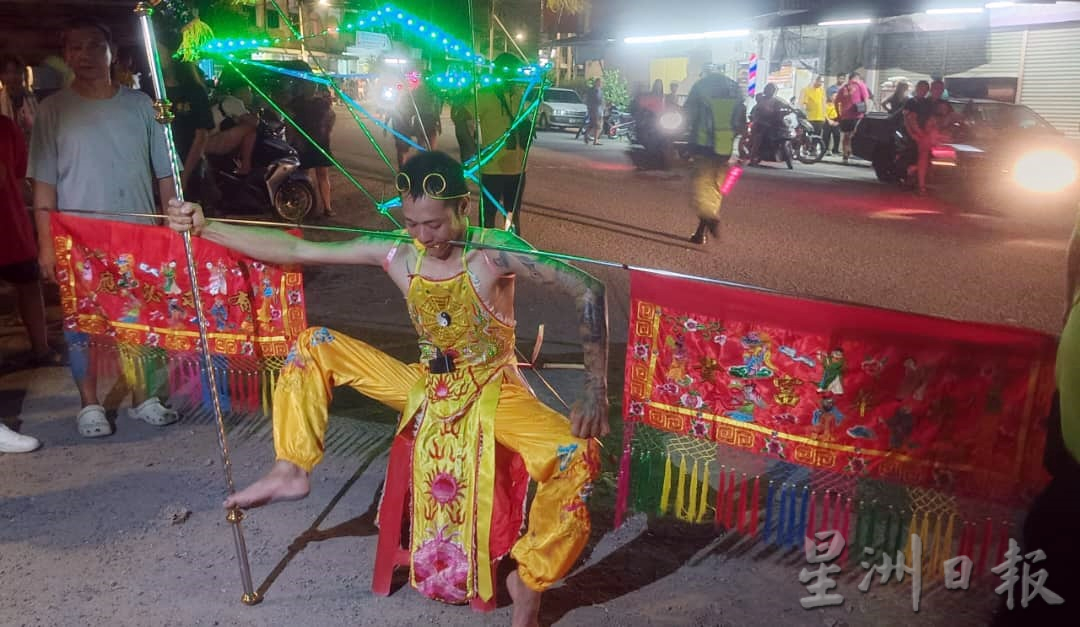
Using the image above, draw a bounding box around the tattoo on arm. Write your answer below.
[492,250,512,269]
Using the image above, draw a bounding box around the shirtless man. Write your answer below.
[166,150,609,626]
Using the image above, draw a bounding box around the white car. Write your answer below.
[538,88,588,131]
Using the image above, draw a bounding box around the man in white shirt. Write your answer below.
[206,76,257,176]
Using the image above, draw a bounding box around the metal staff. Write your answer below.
[134,2,259,606]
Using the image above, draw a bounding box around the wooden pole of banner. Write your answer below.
[134,3,258,606]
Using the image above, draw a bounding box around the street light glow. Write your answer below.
[624,29,750,44]
[515,32,525,41]
[818,18,873,26]
[925,7,985,15]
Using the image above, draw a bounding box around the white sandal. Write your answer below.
[128,398,179,427]
[77,404,113,438]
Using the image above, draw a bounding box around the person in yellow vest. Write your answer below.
[799,75,827,138]
[685,64,741,244]
[466,53,529,233]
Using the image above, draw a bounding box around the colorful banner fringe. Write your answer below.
[617,270,1056,522]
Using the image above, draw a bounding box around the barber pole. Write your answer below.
[747,53,758,97]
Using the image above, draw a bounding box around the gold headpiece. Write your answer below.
[395,172,469,200]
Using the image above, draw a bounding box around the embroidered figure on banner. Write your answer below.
[883,406,917,450]
[817,348,845,395]
[206,260,229,296]
[78,259,93,282]
[161,261,181,295]
[897,358,932,401]
[728,381,765,422]
[120,291,142,324]
[116,254,138,290]
[729,331,776,378]
[210,297,233,331]
[812,393,844,428]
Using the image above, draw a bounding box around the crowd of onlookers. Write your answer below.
[0,18,348,452]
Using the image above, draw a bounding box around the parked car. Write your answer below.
[851,99,1080,209]
[538,87,588,131]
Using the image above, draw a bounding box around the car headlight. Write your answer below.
[659,111,683,130]
[552,109,565,116]
[1012,150,1079,193]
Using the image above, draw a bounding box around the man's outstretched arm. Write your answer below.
[166,199,393,267]
[487,238,610,439]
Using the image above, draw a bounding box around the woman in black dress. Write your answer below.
[291,82,337,217]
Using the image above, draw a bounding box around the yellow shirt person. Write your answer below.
[800,81,827,123]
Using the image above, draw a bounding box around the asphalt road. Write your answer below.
[308,107,1075,346]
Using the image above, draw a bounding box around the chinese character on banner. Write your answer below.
[858,534,923,612]
[943,555,974,591]
[992,539,1065,610]
[799,530,845,609]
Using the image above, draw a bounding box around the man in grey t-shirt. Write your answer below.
[30,18,179,437]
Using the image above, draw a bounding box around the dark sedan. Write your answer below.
[852,99,1080,210]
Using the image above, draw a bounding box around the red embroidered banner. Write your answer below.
[620,270,1056,506]
[51,213,306,358]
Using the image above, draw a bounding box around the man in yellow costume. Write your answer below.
[166,150,608,627]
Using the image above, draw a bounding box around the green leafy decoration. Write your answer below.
[601,67,629,109]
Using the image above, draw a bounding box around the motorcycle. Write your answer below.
[574,104,634,141]
[203,111,316,223]
[739,112,797,170]
[628,107,688,169]
[791,108,826,164]
[605,105,635,140]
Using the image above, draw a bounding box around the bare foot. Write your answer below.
[224,460,310,509]
[506,570,541,627]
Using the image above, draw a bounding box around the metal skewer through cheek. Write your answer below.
[134,3,259,606]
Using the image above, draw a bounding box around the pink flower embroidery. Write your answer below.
[412,528,470,603]
[628,401,645,417]
[632,343,649,360]
[683,318,701,332]
[433,379,450,399]
[844,456,868,475]
[761,432,786,459]
[146,332,160,347]
[680,392,704,409]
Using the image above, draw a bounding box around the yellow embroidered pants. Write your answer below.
[691,154,729,220]
[273,327,598,592]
